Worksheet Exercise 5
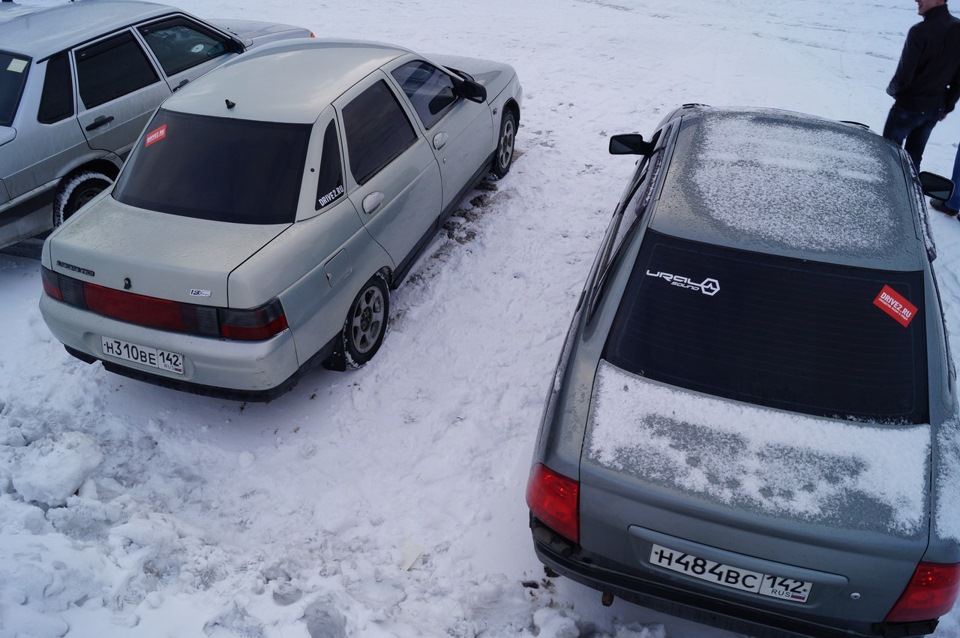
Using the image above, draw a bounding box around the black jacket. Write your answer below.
[887,4,960,113]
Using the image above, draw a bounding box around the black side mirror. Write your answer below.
[454,78,486,104]
[919,171,955,202]
[609,134,654,156]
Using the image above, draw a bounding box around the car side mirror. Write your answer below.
[454,78,486,103]
[919,171,955,202]
[609,134,654,156]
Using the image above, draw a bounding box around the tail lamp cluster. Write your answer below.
[886,561,960,623]
[42,266,288,341]
[526,463,580,544]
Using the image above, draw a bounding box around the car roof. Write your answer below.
[0,1,177,60]
[649,107,925,271]
[161,39,412,124]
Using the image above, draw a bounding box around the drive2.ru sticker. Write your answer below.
[873,285,918,327]
[145,124,167,147]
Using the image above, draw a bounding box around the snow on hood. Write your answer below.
[586,361,930,535]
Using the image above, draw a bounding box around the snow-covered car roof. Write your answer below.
[0,1,176,60]
[161,39,414,124]
[650,107,923,271]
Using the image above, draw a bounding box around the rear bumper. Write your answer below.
[529,518,936,638]
[41,293,332,400]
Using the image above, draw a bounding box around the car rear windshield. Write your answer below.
[0,51,30,127]
[113,109,311,224]
[603,230,928,424]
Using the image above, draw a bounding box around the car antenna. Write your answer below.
[225,99,236,110]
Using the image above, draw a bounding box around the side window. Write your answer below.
[38,52,73,124]
[316,121,345,210]
[342,80,417,185]
[0,53,30,127]
[138,17,232,77]
[76,31,160,109]
[390,61,457,129]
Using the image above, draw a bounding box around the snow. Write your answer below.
[2,0,960,637]
[587,361,930,534]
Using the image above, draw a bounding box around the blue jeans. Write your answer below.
[947,143,960,210]
[882,105,943,170]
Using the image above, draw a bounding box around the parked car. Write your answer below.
[39,38,522,400]
[0,0,313,250]
[526,104,960,637]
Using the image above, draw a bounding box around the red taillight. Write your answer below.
[41,266,63,300]
[886,562,960,622]
[526,463,579,543]
[219,300,288,341]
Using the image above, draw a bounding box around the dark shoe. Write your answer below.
[930,198,959,215]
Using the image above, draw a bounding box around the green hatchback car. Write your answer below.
[39,38,522,400]
[527,105,960,638]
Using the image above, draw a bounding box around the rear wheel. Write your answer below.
[342,273,390,368]
[491,110,517,179]
[54,172,112,227]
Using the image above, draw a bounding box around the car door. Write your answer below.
[136,16,239,94]
[336,73,441,270]
[74,29,171,158]
[389,59,492,212]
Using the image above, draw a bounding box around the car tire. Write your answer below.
[54,172,112,227]
[342,273,390,368]
[491,110,517,179]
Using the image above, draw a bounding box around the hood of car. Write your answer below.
[46,194,289,307]
[210,18,313,49]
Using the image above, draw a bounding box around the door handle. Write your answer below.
[362,192,384,214]
[85,115,115,132]
[433,132,449,150]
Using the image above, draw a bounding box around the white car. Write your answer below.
[39,38,522,400]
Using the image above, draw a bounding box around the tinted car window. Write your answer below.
[0,51,30,126]
[315,120,344,210]
[113,109,310,224]
[76,31,160,109]
[139,17,232,77]
[342,79,417,185]
[38,52,73,124]
[604,230,928,424]
[391,61,457,129]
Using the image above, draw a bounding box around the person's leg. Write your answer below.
[882,105,916,146]
[903,110,941,170]
[947,143,960,210]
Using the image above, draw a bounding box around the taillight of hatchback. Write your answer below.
[886,561,960,622]
[526,463,579,544]
[42,266,288,341]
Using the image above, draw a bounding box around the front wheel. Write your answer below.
[54,171,112,227]
[342,273,390,368]
[491,110,517,179]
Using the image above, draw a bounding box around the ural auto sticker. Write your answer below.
[873,285,918,327]
[145,125,167,148]
[646,270,720,296]
[318,185,345,208]
[190,289,212,298]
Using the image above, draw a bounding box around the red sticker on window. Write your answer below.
[145,124,167,147]
[873,285,918,327]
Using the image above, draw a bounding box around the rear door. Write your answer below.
[74,30,170,157]
[335,72,441,268]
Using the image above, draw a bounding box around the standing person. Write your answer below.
[883,0,960,170]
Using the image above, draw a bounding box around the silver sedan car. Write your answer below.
[527,105,959,637]
[39,38,522,400]
[0,1,312,250]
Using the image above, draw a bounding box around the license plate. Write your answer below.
[650,543,812,603]
[101,336,184,375]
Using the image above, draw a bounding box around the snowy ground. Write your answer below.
[2,0,960,637]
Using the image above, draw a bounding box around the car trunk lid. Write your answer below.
[47,194,288,307]
[578,359,932,623]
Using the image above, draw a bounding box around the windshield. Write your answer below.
[113,109,311,224]
[0,51,30,127]
[603,230,929,424]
